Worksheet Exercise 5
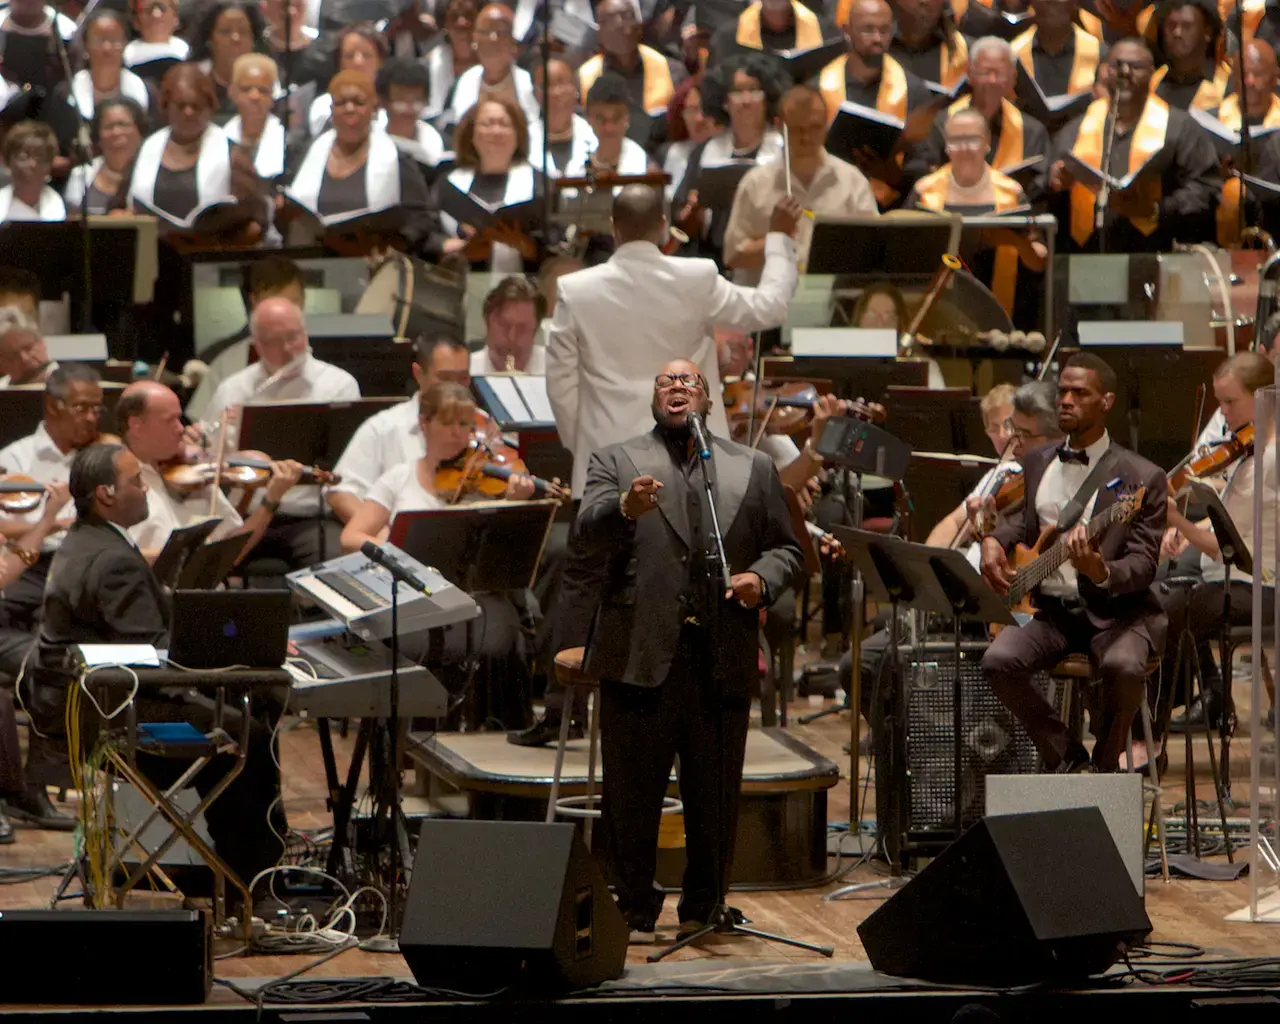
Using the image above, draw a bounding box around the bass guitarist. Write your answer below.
[980,353,1168,773]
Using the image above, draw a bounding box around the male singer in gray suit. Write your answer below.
[576,358,804,943]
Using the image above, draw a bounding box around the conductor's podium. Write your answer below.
[406,727,839,889]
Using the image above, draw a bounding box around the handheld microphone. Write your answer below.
[688,411,712,460]
[361,541,430,595]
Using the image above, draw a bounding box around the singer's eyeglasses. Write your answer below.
[655,373,706,391]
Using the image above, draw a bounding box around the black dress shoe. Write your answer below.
[6,786,75,831]
[0,803,14,845]
[506,714,584,748]
[1169,695,1222,734]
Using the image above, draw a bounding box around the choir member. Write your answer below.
[377,57,446,178]
[529,55,595,177]
[953,0,1032,41]
[422,0,478,121]
[906,108,1046,319]
[191,0,267,118]
[888,0,968,91]
[819,0,934,209]
[1051,38,1220,252]
[660,76,719,201]
[224,53,288,180]
[725,83,876,279]
[1150,0,1229,111]
[284,70,442,254]
[67,10,154,122]
[1212,39,1280,245]
[127,64,245,228]
[64,96,146,214]
[0,0,74,92]
[125,0,190,79]
[261,0,326,91]
[907,36,1050,204]
[1009,0,1106,101]
[308,23,389,136]
[565,71,654,179]
[672,52,784,264]
[444,3,539,131]
[709,0,829,64]
[437,95,542,268]
[0,122,65,222]
[579,0,684,151]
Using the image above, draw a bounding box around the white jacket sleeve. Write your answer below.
[545,284,582,454]
[704,232,798,331]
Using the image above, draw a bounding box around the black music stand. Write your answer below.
[807,215,958,280]
[150,518,222,589]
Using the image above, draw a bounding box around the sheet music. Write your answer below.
[516,376,554,423]
[487,376,533,421]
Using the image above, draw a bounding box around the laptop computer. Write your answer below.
[167,591,292,670]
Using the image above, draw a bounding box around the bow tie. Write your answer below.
[1057,446,1089,466]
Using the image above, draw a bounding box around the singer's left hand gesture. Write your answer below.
[727,571,765,608]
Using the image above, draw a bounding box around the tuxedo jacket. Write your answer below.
[990,440,1168,641]
[577,428,804,697]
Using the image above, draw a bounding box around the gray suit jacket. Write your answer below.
[577,428,804,697]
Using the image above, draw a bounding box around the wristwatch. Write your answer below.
[262,497,281,515]
[4,543,38,568]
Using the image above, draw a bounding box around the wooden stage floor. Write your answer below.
[0,684,1277,1002]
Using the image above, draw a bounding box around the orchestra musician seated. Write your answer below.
[116,379,304,560]
[724,82,876,283]
[338,381,535,705]
[906,109,1046,323]
[0,314,54,387]
[1149,0,1229,112]
[437,95,543,270]
[444,3,539,133]
[471,275,545,374]
[308,24,388,137]
[203,296,358,571]
[36,442,288,891]
[0,122,66,223]
[1050,38,1220,253]
[64,97,146,215]
[190,0,266,119]
[981,353,1169,773]
[530,57,595,178]
[224,54,289,182]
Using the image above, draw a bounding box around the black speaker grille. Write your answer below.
[903,642,1043,832]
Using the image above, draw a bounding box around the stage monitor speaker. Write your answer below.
[858,807,1151,985]
[0,909,212,1005]
[400,820,627,993]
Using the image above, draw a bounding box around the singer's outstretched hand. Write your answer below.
[622,474,663,519]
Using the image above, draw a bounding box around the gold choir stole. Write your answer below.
[1149,62,1232,112]
[818,54,908,207]
[1215,95,1280,245]
[735,0,823,49]
[1011,25,1101,95]
[1074,5,1153,41]
[1069,95,1169,247]
[579,45,675,112]
[914,165,1025,314]
[940,34,969,90]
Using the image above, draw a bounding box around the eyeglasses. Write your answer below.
[944,135,987,152]
[88,36,125,49]
[58,400,105,416]
[474,29,512,42]
[655,372,706,390]
[728,88,765,101]
[1003,419,1043,442]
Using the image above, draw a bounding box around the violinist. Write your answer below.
[1157,352,1276,736]
[117,380,303,560]
[203,297,358,569]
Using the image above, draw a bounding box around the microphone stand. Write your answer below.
[1095,75,1121,256]
[649,425,834,962]
[1233,0,1251,238]
[52,26,93,332]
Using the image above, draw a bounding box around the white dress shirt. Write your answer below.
[1201,447,1277,586]
[129,462,243,553]
[470,346,547,376]
[367,461,445,520]
[205,353,361,518]
[1035,431,1111,597]
[330,397,424,503]
[0,422,77,545]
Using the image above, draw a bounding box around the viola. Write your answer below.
[1167,424,1255,495]
[162,449,340,493]
[434,437,569,505]
[723,380,887,446]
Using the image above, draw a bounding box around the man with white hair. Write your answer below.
[0,310,53,387]
[906,35,1050,204]
[203,296,360,570]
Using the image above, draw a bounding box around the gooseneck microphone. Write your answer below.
[361,541,429,594]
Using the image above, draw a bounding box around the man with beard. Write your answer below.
[576,358,803,942]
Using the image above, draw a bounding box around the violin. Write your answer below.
[952,467,1026,549]
[434,437,569,505]
[1167,424,1255,496]
[162,449,341,494]
[722,379,887,446]
[0,475,47,514]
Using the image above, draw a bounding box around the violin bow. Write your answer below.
[208,405,233,517]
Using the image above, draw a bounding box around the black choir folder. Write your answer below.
[771,39,846,83]
[1014,68,1094,127]
[1061,151,1158,194]
[694,160,757,208]
[826,102,905,159]
[1188,106,1280,164]
[925,75,968,102]
[132,195,256,234]
[439,182,541,231]
[278,194,406,235]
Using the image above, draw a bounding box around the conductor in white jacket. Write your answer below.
[546,184,802,497]
[509,185,801,748]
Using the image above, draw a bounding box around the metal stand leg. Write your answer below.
[584,689,599,849]
[546,683,575,824]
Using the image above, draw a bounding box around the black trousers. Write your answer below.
[599,628,750,926]
[0,689,22,797]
